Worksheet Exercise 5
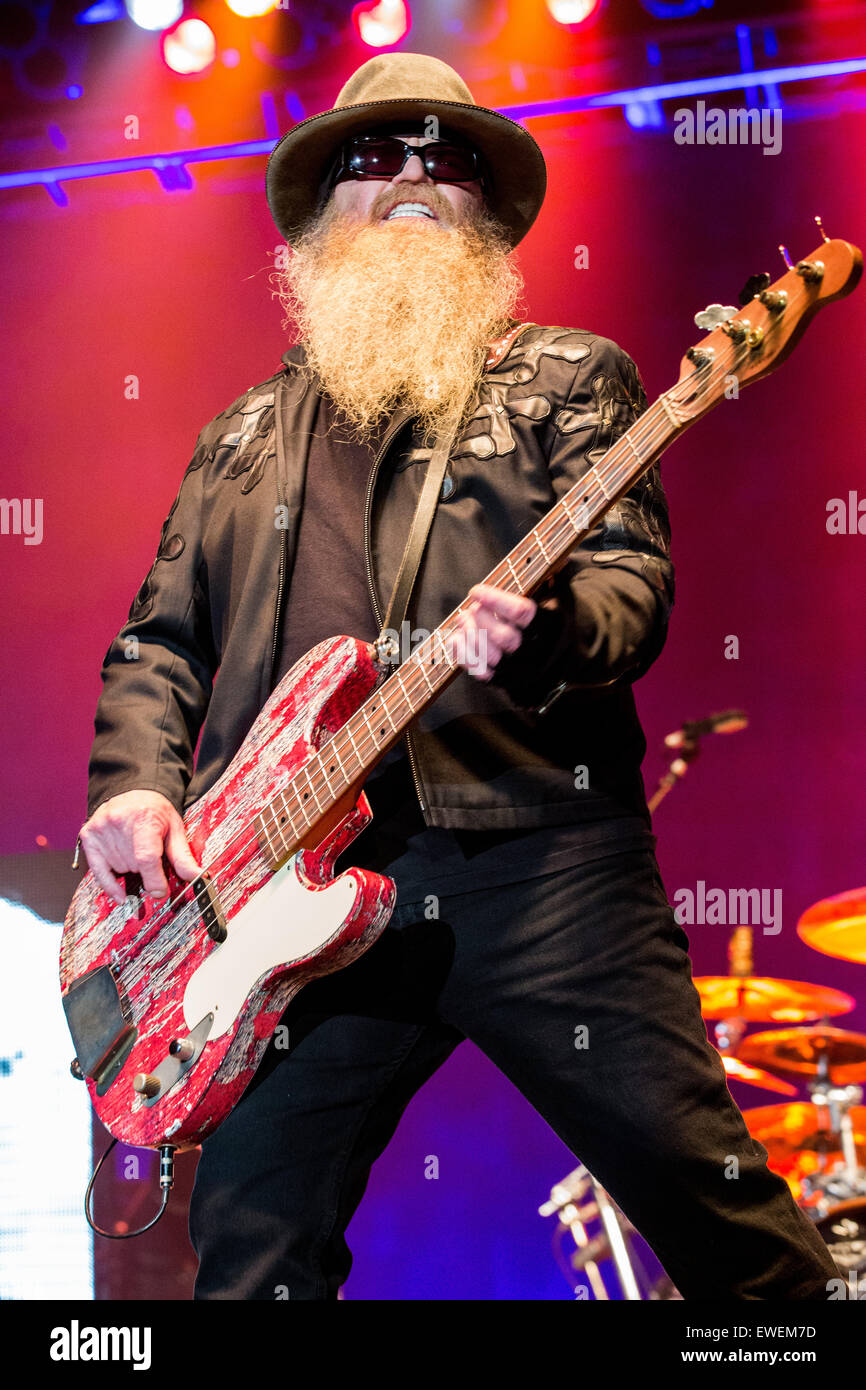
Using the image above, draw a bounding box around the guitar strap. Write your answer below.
[374,320,533,667]
[374,420,454,666]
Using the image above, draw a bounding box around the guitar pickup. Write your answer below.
[193,871,227,944]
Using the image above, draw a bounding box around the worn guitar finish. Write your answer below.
[60,235,862,1152]
[60,635,393,1149]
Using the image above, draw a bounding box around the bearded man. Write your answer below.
[78,53,838,1300]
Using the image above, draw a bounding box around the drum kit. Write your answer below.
[723,895,866,1290]
[539,892,866,1299]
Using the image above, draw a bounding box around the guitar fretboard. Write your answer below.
[253,387,688,866]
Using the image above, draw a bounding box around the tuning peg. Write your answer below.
[694,303,739,330]
[738,272,771,307]
[814,214,830,244]
[778,244,794,270]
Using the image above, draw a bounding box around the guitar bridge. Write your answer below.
[63,963,138,1097]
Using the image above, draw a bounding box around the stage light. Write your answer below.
[352,0,411,50]
[545,0,603,25]
[226,0,277,15]
[625,98,664,129]
[162,18,216,74]
[125,0,183,31]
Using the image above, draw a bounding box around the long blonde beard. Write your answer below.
[272,192,525,445]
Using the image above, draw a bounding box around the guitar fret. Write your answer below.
[272,793,293,852]
[416,655,435,693]
[271,801,288,852]
[504,555,522,591]
[319,757,336,796]
[331,748,349,785]
[436,629,453,667]
[379,696,399,734]
[562,494,588,532]
[299,763,323,814]
[278,790,294,842]
[291,785,313,828]
[344,721,363,772]
[395,667,416,714]
[622,432,644,466]
[591,466,612,500]
[272,803,288,855]
[360,705,381,751]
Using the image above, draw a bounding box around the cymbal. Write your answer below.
[797,887,866,964]
[743,1103,866,1207]
[719,1055,797,1096]
[739,1027,866,1084]
[694,976,854,1022]
[743,1103,866,1161]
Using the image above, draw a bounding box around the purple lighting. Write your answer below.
[500,58,866,120]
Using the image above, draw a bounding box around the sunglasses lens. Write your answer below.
[347,140,403,177]
[425,145,478,181]
[343,138,479,183]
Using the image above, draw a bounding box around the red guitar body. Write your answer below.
[60,636,395,1150]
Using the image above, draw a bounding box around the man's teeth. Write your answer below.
[385,203,434,220]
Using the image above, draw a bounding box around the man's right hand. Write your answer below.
[78,790,201,906]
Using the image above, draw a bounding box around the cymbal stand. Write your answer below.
[539,1164,643,1300]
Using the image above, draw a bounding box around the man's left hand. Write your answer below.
[450,583,537,680]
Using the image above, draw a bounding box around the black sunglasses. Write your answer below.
[331,135,486,190]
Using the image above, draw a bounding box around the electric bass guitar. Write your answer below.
[60,228,862,1151]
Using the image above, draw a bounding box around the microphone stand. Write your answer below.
[647,740,699,814]
[648,709,748,813]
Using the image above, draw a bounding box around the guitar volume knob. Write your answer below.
[133,1072,161,1099]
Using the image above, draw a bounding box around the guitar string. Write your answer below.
[114,287,809,993]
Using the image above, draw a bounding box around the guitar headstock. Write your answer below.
[673,224,862,423]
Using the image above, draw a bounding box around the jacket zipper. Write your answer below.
[364,414,428,816]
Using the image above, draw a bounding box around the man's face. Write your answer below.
[329,131,484,229]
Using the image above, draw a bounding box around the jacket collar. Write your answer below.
[279,320,534,377]
[281,342,306,370]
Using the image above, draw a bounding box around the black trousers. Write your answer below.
[188,846,839,1300]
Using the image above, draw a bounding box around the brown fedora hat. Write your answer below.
[265,52,546,249]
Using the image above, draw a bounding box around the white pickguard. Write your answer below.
[182,856,360,1039]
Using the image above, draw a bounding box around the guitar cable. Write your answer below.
[84,1139,176,1238]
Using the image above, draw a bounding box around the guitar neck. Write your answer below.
[256,386,688,859]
